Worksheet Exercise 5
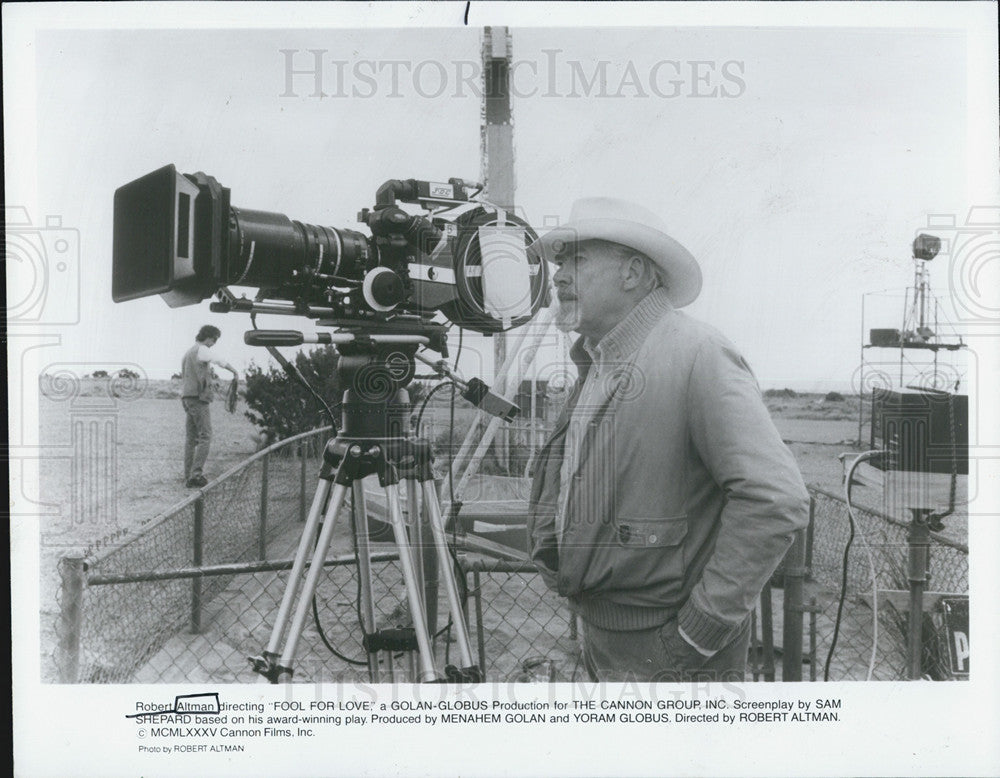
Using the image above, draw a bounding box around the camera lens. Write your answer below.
[228,208,369,294]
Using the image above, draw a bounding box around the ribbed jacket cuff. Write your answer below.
[572,597,675,632]
[677,600,738,651]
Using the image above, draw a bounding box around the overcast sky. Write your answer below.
[7,6,998,396]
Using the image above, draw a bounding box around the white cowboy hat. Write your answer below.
[532,197,702,307]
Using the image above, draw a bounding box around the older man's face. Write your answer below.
[551,241,631,340]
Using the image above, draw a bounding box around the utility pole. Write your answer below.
[481,26,515,470]
[482,26,515,384]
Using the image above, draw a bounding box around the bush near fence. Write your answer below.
[55,429,969,683]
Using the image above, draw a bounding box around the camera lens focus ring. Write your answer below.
[362,267,405,312]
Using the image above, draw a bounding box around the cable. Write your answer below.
[264,344,339,431]
[453,328,464,372]
[311,596,367,667]
[414,381,456,436]
[825,450,884,681]
[310,494,368,667]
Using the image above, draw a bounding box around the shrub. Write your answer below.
[91,370,109,379]
[117,368,140,380]
[824,391,845,402]
[243,345,341,447]
[764,387,798,399]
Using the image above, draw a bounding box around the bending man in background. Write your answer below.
[181,324,238,488]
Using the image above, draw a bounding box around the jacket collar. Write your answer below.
[569,287,674,376]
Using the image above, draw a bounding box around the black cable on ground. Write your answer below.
[823,508,856,682]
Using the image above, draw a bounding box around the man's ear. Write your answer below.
[620,255,645,291]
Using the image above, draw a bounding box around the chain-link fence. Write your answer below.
[806,486,968,681]
[55,436,969,683]
[460,556,579,682]
[54,428,333,683]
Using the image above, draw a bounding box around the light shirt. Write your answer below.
[196,345,230,369]
[555,337,615,547]
[554,291,664,546]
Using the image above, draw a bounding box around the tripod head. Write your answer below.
[244,324,519,434]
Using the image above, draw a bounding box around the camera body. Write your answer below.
[112,165,549,336]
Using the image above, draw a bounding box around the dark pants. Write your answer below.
[183,398,212,480]
[583,615,751,683]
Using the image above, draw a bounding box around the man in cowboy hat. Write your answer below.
[527,198,809,682]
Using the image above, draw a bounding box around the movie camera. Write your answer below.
[111,165,550,682]
[112,164,548,345]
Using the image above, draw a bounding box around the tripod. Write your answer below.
[249,339,480,683]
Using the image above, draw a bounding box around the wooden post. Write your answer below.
[760,584,775,681]
[809,597,818,681]
[57,555,86,683]
[781,529,807,681]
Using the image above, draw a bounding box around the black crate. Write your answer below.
[870,388,968,474]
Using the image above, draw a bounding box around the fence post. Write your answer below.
[259,450,270,560]
[809,597,818,681]
[191,496,204,633]
[57,555,86,683]
[473,570,487,674]
[804,495,815,573]
[781,528,807,681]
[907,508,933,680]
[760,584,775,681]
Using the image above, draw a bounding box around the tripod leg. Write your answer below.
[351,481,381,682]
[275,482,350,681]
[405,479,427,628]
[421,481,476,670]
[261,479,331,662]
[385,486,438,682]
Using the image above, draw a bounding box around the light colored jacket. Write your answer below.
[527,289,810,650]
